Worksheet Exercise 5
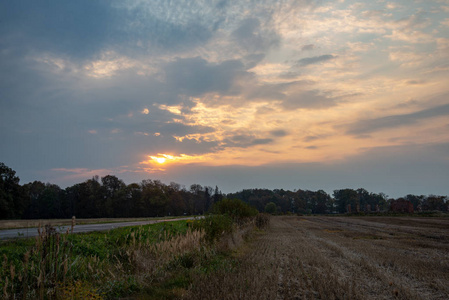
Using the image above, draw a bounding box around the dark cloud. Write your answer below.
[361,10,385,18]
[246,80,313,102]
[279,71,301,79]
[124,11,213,52]
[0,1,118,60]
[345,102,449,135]
[301,44,316,51]
[244,53,266,69]
[156,123,215,137]
[405,80,426,85]
[222,134,273,148]
[395,12,430,31]
[171,138,219,155]
[245,84,286,101]
[282,90,338,110]
[253,138,273,145]
[164,57,252,97]
[297,55,336,66]
[270,130,288,137]
[0,1,218,62]
[232,18,280,53]
[303,135,329,142]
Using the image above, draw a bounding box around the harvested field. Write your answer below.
[185,216,449,300]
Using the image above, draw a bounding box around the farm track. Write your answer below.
[185,216,449,299]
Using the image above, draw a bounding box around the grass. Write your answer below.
[0,220,193,299]
[1,211,268,299]
[4,213,447,299]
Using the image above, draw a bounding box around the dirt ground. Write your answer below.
[186,216,449,300]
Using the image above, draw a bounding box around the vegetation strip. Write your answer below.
[1,199,269,299]
[1,162,447,222]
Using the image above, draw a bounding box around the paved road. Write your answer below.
[0,217,196,240]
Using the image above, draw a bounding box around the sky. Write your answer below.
[1,0,449,198]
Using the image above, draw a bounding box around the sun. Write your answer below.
[155,157,166,164]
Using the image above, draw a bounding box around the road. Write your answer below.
[0,217,196,240]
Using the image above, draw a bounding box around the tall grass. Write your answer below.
[1,202,268,299]
[1,225,73,299]
[0,221,192,299]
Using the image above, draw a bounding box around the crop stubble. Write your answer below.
[185,216,449,299]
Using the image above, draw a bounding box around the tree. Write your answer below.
[141,180,169,217]
[333,189,359,213]
[213,186,223,203]
[405,194,425,210]
[0,162,25,219]
[265,202,277,214]
[22,181,46,218]
[423,195,447,211]
[167,182,185,216]
[101,175,126,217]
[314,190,330,214]
[190,184,205,214]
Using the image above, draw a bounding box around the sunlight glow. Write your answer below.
[155,157,166,164]
[141,153,210,172]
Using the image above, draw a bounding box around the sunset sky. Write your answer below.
[1,0,448,197]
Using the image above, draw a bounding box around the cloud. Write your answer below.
[1,0,449,197]
[172,138,219,155]
[345,102,449,135]
[282,90,339,110]
[0,1,118,60]
[221,134,274,148]
[303,135,329,142]
[164,57,252,97]
[270,129,288,137]
[296,55,336,66]
[301,44,316,51]
[156,122,216,137]
[152,142,449,197]
[405,80,427,85]
[244,83,287,101]
[232,18,280,53]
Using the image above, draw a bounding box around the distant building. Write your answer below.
[390,198,414,213]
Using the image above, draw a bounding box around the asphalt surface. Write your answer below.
[0,217,195,240]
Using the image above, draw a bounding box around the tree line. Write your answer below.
[229,188,448,214]
[0,162,223,219]
[1,162,448,219]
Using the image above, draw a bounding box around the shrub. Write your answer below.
[191,215,234,244]
[255,213,270,229]
[264,202,277,214]
[211,198,258,224]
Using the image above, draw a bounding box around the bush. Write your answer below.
[255,213,270,229]
[211,198,258,224]
[191,214,234,244]
[264,202,277,214]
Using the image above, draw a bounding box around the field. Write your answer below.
[186,216,449,299]
[1,215,448,299]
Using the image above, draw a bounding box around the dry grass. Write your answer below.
[184,216,449,300]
